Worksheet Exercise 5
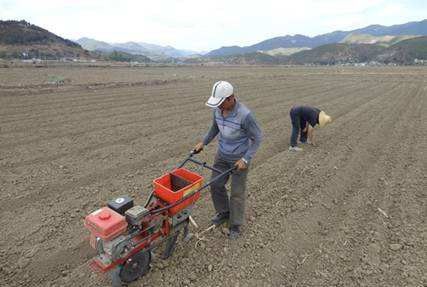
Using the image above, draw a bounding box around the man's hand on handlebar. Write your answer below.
[193,142,204,154]
[234,158,248,171]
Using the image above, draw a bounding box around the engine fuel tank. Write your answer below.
[84,207,128,241]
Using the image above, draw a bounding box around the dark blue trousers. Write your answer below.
[290,110,307,147]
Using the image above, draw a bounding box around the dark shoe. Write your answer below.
[228,225,241,240]
[211,212,229,226]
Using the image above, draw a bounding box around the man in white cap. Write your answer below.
[288,105,332,151]
[194,81,262,240]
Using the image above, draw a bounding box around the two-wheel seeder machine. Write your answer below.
[83,152,235,286]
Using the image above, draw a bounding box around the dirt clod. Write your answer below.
[389,243,403,251]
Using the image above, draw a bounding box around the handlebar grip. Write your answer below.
[192,148,202,155]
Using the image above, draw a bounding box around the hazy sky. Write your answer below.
[1,0,426,51]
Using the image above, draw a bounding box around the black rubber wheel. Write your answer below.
[119,250,151,283]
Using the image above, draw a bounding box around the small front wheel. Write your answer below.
[116,250,151,284]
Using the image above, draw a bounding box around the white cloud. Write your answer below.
[0,0,426,51]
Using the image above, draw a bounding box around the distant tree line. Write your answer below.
[107,50,152,62]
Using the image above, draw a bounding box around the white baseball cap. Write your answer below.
[206,81,234,108]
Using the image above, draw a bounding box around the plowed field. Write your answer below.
[1,66,426,287]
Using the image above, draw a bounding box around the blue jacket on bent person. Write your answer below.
[290,105,320,129]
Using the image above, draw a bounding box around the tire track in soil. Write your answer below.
[1,79,396,287]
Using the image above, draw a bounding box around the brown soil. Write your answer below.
[0,66,426,287]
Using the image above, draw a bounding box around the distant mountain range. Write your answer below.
[1,19,427,65]
[76,37,198,60]
[207,19,427,57]
[196,36,427,65]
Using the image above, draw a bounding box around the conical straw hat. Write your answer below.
[318,111,332,128]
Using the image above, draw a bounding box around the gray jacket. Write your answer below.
[203,101,262,163]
